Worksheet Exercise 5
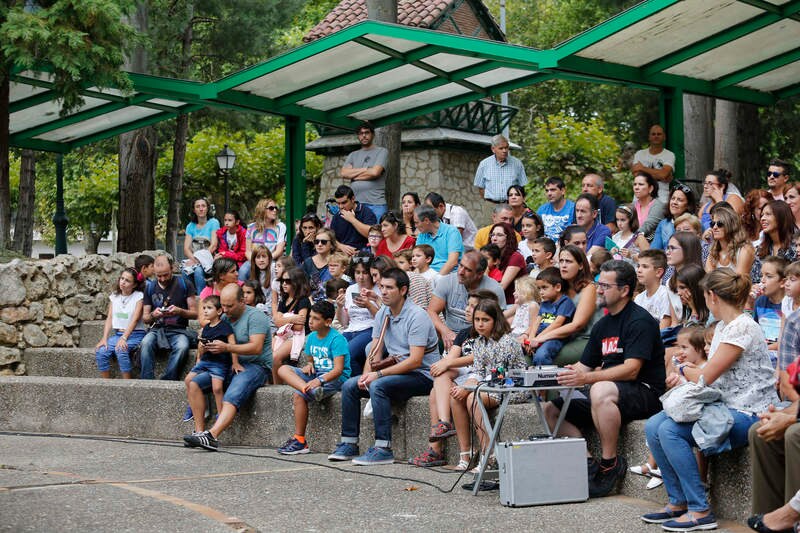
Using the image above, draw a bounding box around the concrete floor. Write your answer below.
[0,432,751,532]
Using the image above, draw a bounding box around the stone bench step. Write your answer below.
[24,347,198,380]
[78,320,202,348]
[0,375,752,521]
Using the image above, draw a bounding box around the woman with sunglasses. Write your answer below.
[633,171,666,242]
[698,169,744,232]
[489,222,527,304]
[300,228,337,302]
[401,192,421,238]
[337,252,381,376]
[291,213,323,267]
[239,198,287,281]
[751,200,797,285]
[742,189,773,245]
[375,210,415,258]
[652,185,698,251]
[705,203,755,277]
[507,185,533,234]
[272,267,312,384]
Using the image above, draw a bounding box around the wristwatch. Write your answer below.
[318,375,326,385]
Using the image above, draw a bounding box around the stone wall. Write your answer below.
[318,147,494,227]
[0,252,149,375]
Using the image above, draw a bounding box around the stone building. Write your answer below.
[304,0,519,226]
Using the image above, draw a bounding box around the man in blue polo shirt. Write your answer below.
[574,193,611,257]
[330,184,377,256]
[413,205,463,275]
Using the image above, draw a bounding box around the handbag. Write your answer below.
[367,315,400,371]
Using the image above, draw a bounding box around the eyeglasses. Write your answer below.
[314,239,330,245]
[709,220,724,228]
[368,234,382,240]
[666,245,681,252]
[594,281,622,291]
[266,206,278,211]
[352,256,371,264]
[767,171,785,178]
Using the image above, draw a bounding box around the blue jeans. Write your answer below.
[193,362,268,409]
[362,203,387,221]
[238,261,251,282]
[139,328,191,380]
[646,409,759,512]
[183,267,206,295]
[340,372,432,448]
[291,367,342,402]
[95,329,146,373]
[343,328,373,376]
[533,339,563,366]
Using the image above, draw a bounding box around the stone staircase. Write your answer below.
[0,320,754,521]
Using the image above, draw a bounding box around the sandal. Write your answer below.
[630,463,660,477]
[454,451,472,471]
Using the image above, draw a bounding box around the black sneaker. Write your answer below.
[589,456,626,498]
[587,457,600,482]
[183,430,219,451]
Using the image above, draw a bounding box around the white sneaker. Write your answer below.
[646,476,664,490]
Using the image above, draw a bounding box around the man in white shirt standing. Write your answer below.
[631,124,675,203]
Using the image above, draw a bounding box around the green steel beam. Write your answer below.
[776,81,800,99]
[284,116,306,244]
[372,72,555,127]
[557,55,776,106]
[736,0,800,22]
[328,60,512,118]
[8,89,61,113]
[553,0,681,57]
[714,47,800,89]
[128,73,215,100]
[8,137,69,153]
[274,45,445,108]
[659,88,685,180]
[643,0,800,76]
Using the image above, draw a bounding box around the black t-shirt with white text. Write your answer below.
[580,300,666,395]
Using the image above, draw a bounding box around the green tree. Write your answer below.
[0,0,136,249]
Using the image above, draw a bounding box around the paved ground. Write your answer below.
[0,432,751,532]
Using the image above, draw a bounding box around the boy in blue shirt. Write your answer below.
[277,300,351,454]
[753,256,788,367]
[528,267,576,366]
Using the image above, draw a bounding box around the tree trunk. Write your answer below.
[682,94,713,192]
[737,103,762,193]
[0,72,10,250]
[366,0,402,211]
[714,99,738,180]
[83,230,101,255]
[118,3,156,253]
[165,8,193,257]
[118,128,157,252]
[11,149,35,256]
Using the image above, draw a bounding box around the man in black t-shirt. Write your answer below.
[544,260,665,498]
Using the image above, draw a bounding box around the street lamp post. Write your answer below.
[216,144,236,212]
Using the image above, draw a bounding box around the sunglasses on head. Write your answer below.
[672,183,692,195]
[352,256,371,264]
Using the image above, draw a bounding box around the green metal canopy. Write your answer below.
[8,1,800,154]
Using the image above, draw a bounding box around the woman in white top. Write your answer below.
[642,269,776,530]
[336,252,381,376]
[95,268,146,379]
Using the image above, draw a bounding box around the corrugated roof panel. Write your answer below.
[577,0,760,67]
[664,20,800,80]
[9,82,49,103]
[465,67,536,87]
[738,60,800,91]
[298,64,434,111]
[35,106,162,142]
[353,82,471,119]
[147,98,189,107]
[361,33,428,53]
[10,97,108,134]
[234,41,388,98]
[420,53,486,72]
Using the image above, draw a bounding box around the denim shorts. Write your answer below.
[193,362,268,409]
[190,359,230,381]
[292,366,342,402]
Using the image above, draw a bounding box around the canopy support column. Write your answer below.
[659,87,685,180]
[53,154,69,255]
[284,116,306,244]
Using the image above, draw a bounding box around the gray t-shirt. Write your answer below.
[433,273,507,332]
[228,305,272,369]
[344,146,388,205]
[372,298,439,379]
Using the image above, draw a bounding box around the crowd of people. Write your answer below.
[92,121,800,532]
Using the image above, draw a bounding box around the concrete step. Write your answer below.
[0,375,752,521]
[24,347,198,380]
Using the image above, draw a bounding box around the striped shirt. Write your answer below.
[473,154,528,201]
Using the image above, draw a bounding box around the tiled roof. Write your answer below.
[304,0,456,43]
